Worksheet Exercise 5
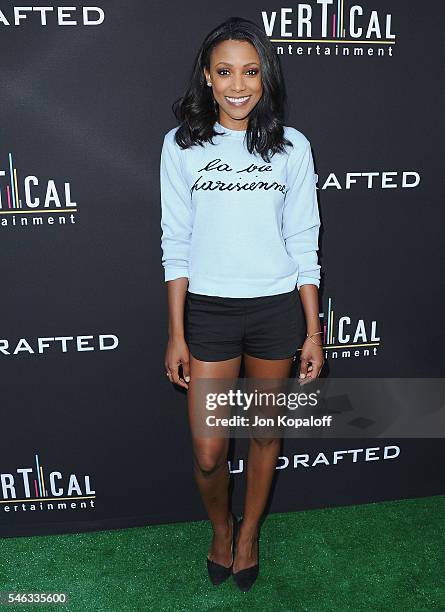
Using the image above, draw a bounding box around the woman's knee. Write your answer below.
[192,445,228,477]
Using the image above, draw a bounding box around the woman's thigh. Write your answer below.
[243,354,294,443]
[187,353,243,461]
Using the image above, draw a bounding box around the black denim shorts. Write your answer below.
[184,287,306,362]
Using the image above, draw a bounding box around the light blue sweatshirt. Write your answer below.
[160,121,321,298]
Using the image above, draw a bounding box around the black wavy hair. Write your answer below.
[172,16,293,162]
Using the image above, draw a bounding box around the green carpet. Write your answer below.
[1,496,443,611]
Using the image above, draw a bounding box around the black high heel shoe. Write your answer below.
[232,519,260,592]
[206,511,239,586]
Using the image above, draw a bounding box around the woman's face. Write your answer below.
[204,39,263,129]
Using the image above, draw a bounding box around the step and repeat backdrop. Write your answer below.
[1,1,443,537]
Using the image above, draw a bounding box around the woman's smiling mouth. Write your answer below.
[224,95,251,107]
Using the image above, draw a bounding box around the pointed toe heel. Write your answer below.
[232,520,260,592]
[207,512,239,586]
[206,557,232,586]
[232,563,259,592]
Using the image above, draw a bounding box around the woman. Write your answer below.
[160,16,324,592]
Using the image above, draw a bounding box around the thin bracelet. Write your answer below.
[306,331,323,346]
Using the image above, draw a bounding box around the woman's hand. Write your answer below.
[298,337,324,385]
[164,335,191,390]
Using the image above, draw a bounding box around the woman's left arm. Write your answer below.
[281,133,324,382]
[298,284,324,384]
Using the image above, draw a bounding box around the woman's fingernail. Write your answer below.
[300,373,306,378]
[185,376,190,382]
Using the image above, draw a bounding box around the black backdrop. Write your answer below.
[1,1,443,537]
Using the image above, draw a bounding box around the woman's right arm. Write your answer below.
[160,131,193,390]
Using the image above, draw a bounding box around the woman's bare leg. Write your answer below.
[233,353,293,573]
[187,353,242,567]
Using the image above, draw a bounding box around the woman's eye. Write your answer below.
[217,69,259,76]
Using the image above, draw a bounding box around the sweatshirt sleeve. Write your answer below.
[282,136,321,290]
[160,131,193,282]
